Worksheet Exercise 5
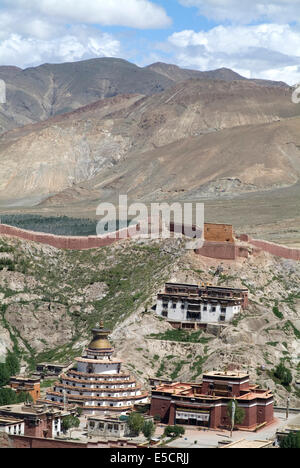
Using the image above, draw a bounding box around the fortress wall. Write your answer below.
[0,224,130,250]
[249,239,300,261]
[194,241,237,260]
[0,222,299,261]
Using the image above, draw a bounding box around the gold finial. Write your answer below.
[88,320,112,351]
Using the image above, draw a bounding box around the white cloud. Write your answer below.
[0,28,121,68]
[166,24,300,84]
[0,0,171,67]
[179,0,300,24]
[2,0,171,29]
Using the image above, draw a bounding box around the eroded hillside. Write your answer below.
[1,80,300,205]
[0,234,299,407]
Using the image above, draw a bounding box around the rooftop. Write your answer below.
[203,371,249,379]
[10,375,41,383]
[0,416,24,426]
[0,403,67,417]
[220,439,273,449]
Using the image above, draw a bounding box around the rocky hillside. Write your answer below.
[0,58,174,135]
[146,62,287,88]
[0,57,287,136]
[0,234,299,407]
[0,79,299,206]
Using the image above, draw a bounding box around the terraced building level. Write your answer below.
[45,322,149,415]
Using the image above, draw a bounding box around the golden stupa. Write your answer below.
[88,321,113,352]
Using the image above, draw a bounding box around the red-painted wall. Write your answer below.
[150,396,172,424]
[10,435,139,448]
[249,239,300,261]
[1,222,299,262]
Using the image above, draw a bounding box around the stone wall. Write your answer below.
[194,241,238,260]
[0,222,299,262]
[249,238,300,261]
[9,434,139,448]
[0,223,140,250]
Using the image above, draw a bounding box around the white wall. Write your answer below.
[156,298,241,323]
[77,361,119,374]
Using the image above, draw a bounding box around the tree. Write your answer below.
[5,352,20,377]
[16,392,33,404]
[127,412,144,437]
[142,420,155,441]
[0,388,33,406]
[164,425,185,438]
[0,364,10,387]
[62,415,80,438]
[280,432,300,449]
[274,363,292,388]
[227,400,245,428]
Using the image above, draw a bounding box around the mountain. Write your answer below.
[0,57,288,135]
[146,62,287,88]
[145,63,246,83]
[0,58,173,134]
[0,78,299,207]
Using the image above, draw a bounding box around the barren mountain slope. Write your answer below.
[0,58,173,134]
[0,58,287,135]
[0,79,299,204]
[146,62,287,88]
[79,117,300,203]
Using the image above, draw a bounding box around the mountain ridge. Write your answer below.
[0,57,289,135]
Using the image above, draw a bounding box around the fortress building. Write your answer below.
[45,322,148,415]
[150,371,274,431]
[156,282,248,328]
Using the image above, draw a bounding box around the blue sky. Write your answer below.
[0,0,300,84]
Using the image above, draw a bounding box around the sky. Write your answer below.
[0,0,300,84]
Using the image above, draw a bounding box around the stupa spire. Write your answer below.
[88,319,113,353]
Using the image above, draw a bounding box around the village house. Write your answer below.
[9,376,41,403]
[0,416,25,437]
[0,403,68,439]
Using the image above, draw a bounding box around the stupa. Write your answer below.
[45,321,148,414]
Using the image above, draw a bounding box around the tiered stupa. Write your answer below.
[45,322,148,414]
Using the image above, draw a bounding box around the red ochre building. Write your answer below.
[44,322,149,414]
[9,376,41,403]
[150,371,274,431]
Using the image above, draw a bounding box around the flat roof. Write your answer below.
[0,403,64,416]
[165,283,248,292]
[37,363,68,367]
[220,439,273,449]
[203,371,249,379]
[10,376,40,382]
[0,416,24,425]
